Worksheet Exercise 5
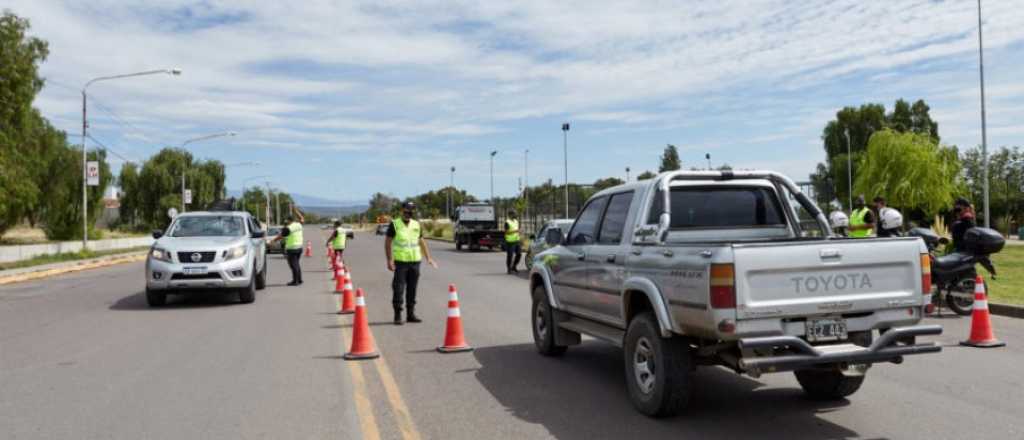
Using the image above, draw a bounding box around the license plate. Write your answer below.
[183,267,207,275]
[806,319,848,342]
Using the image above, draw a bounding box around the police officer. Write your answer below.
[848,195,875,238]
[324,220,347,263]
[385,202,438,325]
[504,210,522,274]
[271,205,305,286]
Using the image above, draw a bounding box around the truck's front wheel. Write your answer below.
[794,369,864,400]
[531,286,567,356]
[624,312,692,417]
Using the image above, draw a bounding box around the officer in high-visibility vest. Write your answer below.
[271,205,305,285]
[848,195,876,238]
[504,210,522,274]
[324,220,347,263]
[385,202,438,325]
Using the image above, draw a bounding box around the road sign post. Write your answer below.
[86,161,100,186]
[184,189,192,205]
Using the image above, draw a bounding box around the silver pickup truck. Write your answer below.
[528,170,941,417]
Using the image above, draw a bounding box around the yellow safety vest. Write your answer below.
[332,227,347,250]
[505,219,520,243]
[392,218,422,263]
[849,208,873,238]
[285,222,304,249]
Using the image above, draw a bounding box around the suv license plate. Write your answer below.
[183,267,208,275]
[807,319,848,342]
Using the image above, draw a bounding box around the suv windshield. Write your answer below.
[169,216,246,237]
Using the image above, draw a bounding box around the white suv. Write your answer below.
[145,211,268,306]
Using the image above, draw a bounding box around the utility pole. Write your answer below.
[626,167,630,181]
[275,192,281,226]
[490,151,498,203]
[845,128,853,211]
[978,0,990,227]
[706,153,711,170]
[449,166,455,219]
[524,149,529,233]
[562,122,570,218]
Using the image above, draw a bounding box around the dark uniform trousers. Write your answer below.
[392,261,421,312]
[506,241,521,271]
[286,249,303,283]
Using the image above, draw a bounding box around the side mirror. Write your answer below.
[657,212,671,244]
[252,230,266,239]
[152,230,163,239]
[545,229,565,245]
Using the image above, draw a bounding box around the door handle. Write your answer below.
[576,252,586,261]
[662,249,674,257]
[631,249,642,256]
[606,254,616,263]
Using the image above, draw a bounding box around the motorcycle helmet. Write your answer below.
[829,211,849,229]
[879,207,903,230]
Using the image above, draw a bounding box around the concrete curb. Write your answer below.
[0,252,147,285]
[990,302,1024,319]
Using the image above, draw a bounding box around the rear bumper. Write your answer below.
[736,325,942,374]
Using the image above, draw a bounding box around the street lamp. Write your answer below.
[844,128,853,211]
[490,150,498,203]
[562,122,570,218]
[626,167,631,181]
[524,149,529,233]
[180,131,237,212]
[80,68,181,249]
[448,166,455,220]
[977,0,990,227]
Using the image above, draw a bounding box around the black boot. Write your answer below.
[406,307,422,323]
[393,309,404,325]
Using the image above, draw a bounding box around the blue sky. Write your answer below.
[10,1,1024,205]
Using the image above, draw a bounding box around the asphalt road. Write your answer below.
[2,228,1023,439]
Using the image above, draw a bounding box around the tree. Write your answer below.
[637,171,657,180]
[38,147,113,240]
[127,148,226,230]
[117,162,140,228]
[659,144,681,172]
[0,12,50,236]
[853,129,960,218]
[961,146,1023,232]
[593,177,625,191]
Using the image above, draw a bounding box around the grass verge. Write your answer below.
[0,246,151,271]
[987,245,1024,305]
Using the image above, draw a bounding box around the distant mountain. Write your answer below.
[227,189,364,208]
[301,205,368,218]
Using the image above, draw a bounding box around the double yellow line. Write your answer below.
[338,313,422,440]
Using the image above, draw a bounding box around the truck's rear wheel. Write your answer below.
[794,369,864,400]
[624,312,692,417]
[531,285,567,356]
[456,240,463,251]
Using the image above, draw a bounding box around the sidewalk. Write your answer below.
[0,251,147,285]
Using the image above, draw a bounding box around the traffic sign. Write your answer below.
[184,189,192,205]
[86,161,100,186]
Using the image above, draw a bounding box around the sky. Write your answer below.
[8,0,1024,205]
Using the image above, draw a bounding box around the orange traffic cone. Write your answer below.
[305,241,313,257]
[337,278,355,315]
[961,276,1005,348]
[344,288,380,360]
[334,273,346,294]
[437,284,473,353]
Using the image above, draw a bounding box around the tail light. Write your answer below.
[920,254,932,295]
[710,264,736,309]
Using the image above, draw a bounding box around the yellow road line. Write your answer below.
[341,325,382,440]
[372,356,423,440]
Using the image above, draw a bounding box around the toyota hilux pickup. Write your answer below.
[528,170,941,417]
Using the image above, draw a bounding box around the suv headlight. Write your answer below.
[150,247,172,262]
[225,244,247,260]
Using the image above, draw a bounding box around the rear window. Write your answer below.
[648,186,786,229]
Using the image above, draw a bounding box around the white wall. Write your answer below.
[0,237,153,264]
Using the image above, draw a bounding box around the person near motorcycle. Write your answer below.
[873,196,903,237]
[951,197,976,252]
[848,195,876,238]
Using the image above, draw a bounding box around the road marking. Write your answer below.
[0,254,146,285]
[341,325,382,440]
[372,356,423,440]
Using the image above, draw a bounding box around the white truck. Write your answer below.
[453,203,502,251]
[528,170,941,417]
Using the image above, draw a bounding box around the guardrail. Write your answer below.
[0,237,154,263]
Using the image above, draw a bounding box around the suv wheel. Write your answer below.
[531,285,567,356]
[239,266,256,304]
[146,288,167,307]
[794,369,865,400]
[255,257,267,290]
[624,312,692,417]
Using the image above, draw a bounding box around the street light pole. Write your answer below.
[81,68,181,249]
[180,131,237,212]
[449,166,455,219]
[562,122,570,218]
[626,167,630,181]
[490,151,498,203]
[978,0,990,227]
[706,153,711,170]
[844,128,853,211]
[524,149,529,233]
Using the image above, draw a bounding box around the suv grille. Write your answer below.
[177,251,217,263]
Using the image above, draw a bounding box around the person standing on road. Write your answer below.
[325,220,347,264]
[272,205,305,286]
[386,202,438,325]
[848,195,875,238]
[504,210,522,274]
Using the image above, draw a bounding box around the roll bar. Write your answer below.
[652,170,832,243]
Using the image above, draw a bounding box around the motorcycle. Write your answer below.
[908,227,1003,316]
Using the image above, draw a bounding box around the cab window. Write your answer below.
[597,191,634,244]
[568,196,608,245]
